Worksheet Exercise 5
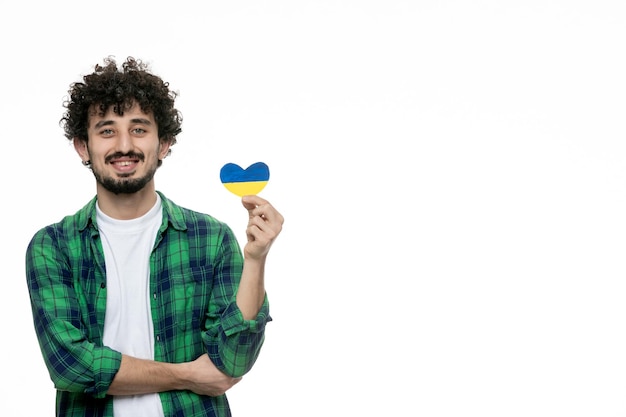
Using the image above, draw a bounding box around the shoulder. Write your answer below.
[26,197,97,269]
[157,192,242,256]
[28,196,97,246]
[158,192,233,233]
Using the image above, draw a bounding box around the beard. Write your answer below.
[90,152,159,195]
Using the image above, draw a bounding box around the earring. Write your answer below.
[82,160,91,167]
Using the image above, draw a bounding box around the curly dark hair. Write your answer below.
[60,56,182,146]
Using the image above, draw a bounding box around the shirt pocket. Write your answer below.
[170,266,214,332]
[170,273,195,332]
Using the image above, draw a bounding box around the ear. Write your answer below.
[73,138,89,162]
[158,141,172,161]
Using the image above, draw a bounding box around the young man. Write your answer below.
[25,57,283,417]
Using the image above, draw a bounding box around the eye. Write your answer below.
[132,128,147,135]
[100,128,114,137]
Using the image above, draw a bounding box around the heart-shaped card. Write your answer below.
[220,162,270,197]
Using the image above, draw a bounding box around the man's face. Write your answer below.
[75,103,170,195]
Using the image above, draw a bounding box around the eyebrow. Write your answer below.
[94,118,153,129]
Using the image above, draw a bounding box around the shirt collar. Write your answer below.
[76,191,188,233]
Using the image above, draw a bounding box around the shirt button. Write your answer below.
[156,335,161,342]
[153,293,157,300]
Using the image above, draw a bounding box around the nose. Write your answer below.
[115,131,134,154]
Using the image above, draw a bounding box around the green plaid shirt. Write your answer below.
[26,191,271,417]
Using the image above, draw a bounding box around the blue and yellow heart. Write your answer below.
[220,162,270,197]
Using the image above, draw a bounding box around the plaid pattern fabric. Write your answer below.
[26,191,271,417]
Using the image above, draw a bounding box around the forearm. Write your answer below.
[107,355,186,395]
[236,257,266,320]
[108,353,240,397]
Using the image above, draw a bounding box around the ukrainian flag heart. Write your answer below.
[220,162,270,197]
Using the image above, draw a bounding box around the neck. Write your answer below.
[96,182,158,220]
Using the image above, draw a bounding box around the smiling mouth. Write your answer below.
[105,152,144,172]
[112,160,136,167]
[107,159,141,175]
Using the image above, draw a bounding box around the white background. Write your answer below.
[2,1,626,416]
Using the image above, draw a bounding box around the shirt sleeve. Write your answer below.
[202,226,272,378]
[25,227,122,398]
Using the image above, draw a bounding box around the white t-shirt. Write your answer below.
[97,195,165,417]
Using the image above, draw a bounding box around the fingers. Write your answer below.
[241,195,284,228]
[246,219,279,245]
[211,376,242,397]
[247,205,283,237]
[241,194,268,211]
[188,355,244,397]
[240,196,284,258]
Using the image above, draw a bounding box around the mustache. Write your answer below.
[105,152,145,163]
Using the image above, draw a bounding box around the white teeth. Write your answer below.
[115,161,133,166]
